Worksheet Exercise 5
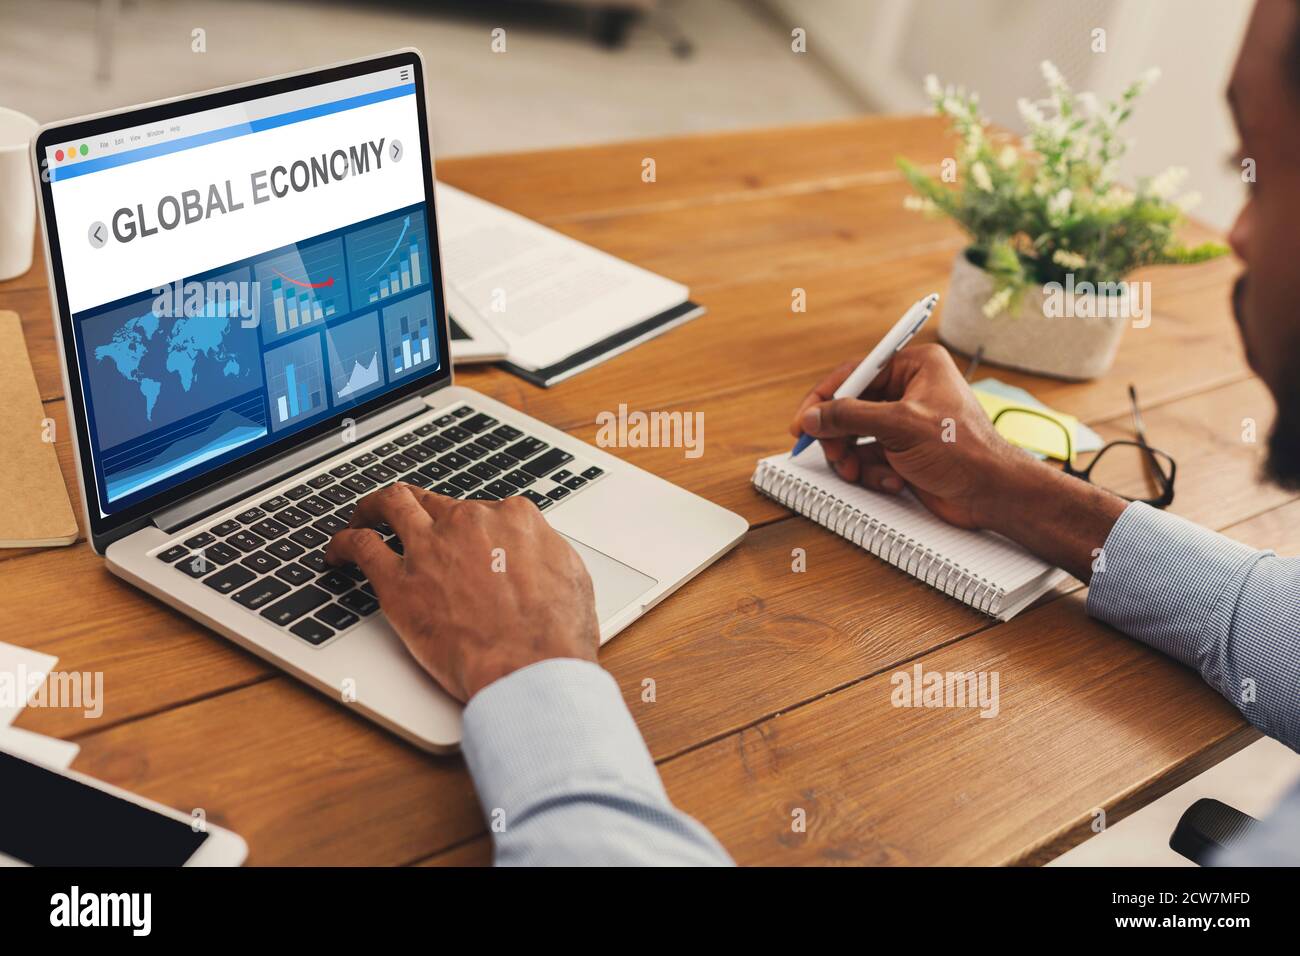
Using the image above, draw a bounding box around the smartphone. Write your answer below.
[0,749,247,866]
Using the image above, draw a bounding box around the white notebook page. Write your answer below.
[759,446,1056,593]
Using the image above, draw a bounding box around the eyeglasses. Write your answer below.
[990,385,1176,509]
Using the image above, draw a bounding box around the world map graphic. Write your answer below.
[92,304,246,421]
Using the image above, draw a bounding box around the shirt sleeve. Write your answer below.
[459,658,733,866]
[1087,502,1300,752]
[1210,779,1300,866]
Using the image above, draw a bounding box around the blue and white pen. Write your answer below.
[790,292,940,458]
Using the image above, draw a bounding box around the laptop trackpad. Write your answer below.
[561,534,658,621]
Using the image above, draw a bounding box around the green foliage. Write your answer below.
[899,63,1228,315]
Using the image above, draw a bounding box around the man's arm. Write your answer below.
[462,659,731,865]
[794,345,1300,752]
[1087,502,1300,751]
[326,485,731,866]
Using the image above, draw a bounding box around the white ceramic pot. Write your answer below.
[0,106,38,281]
[938,249,1130,380]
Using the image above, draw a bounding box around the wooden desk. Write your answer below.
[2,116,1283,865]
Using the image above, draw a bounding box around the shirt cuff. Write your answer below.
[1086,501,1270,674]
[460,658,667,818]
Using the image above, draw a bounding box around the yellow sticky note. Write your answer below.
[973,389,1078,461]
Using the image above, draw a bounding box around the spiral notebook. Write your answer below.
[751,446,1067,620]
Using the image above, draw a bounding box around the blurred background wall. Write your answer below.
[1,0,1251,228]
[762,0,1252,229]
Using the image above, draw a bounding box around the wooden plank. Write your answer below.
[3,235,46,291]
[1223,497,1300,553]
[4,541,271,739]
[436,116,954,224]
[67,679,484,866]
[415,837,491,867]
[656,588,1257,866]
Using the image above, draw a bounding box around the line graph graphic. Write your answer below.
[324,312,385,405]
[364,215,409,280]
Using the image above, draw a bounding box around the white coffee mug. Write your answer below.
[0,106,39,281]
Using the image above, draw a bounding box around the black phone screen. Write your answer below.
[0,750,208,866]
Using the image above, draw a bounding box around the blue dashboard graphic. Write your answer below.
[73,203,442,512]
[83,265,263,451]
[264,334,328,432]
[253,237,351,341]
[325,312,385,404]
[381,290,437,382]
[344,208,431,311]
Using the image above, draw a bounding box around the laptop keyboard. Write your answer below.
[152,404,605,647]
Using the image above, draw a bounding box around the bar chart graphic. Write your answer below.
[344,209,430,311]
[381,290,437,381]
[253,238,351,340]
[325,312,385,404]
[263,334,328,432]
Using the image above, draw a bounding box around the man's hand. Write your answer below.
[325,485,599,701]
[789,343,1127,579]
[789,344,1037,528]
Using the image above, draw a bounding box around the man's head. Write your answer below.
[1228,0,1300,486]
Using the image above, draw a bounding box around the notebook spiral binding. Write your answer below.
[752,460,1004,617]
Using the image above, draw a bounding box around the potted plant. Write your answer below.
[898,62,1227,380]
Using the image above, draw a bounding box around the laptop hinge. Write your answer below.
[152,394,431,534]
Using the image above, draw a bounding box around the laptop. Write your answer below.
[31,50,747,753]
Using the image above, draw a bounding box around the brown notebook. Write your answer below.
[0,311,78,547]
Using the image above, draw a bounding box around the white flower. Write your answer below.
[1149,165,1188,199]
[1138,66,1162,92]
[1040,60,1067,91]
[1098,185,1135,211]
[924,73,943,99]
[1017,97,1044,127]
[1077,92,1099,117]
[1048,187,1073,219]
[903,195,936,213]
[971,161,993,191]
[1053,249,1087,270]
[1176,190,1202,212]
[997,145,1018,169]
[983,287,1013,318]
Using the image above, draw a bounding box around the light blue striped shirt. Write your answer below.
[1087,502,1300,865]
[460,502,1300,865]
[461,658,732,865]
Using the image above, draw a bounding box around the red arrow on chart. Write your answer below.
[271,268,335,289]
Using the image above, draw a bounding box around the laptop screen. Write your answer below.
[37,53,446,538]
